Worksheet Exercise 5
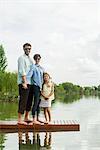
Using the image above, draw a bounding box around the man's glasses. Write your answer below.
[24,48,31,50]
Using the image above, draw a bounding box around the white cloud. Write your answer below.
[0,0,99,86]
[77,57,100,73]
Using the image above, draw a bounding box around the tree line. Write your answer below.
[0,44,100,101]
[55,82,100,103]
[0,45,18,101]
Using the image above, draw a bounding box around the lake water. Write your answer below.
[0,96,100,150]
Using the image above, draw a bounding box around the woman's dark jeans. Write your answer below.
[32,85,41,118]
[26,84,41,118]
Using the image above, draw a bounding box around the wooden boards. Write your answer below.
[0,120,80,133]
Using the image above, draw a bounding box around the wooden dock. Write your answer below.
[0,120,80,133]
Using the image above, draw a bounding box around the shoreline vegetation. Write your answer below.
[0,71,100,102]
[0,44,100,102]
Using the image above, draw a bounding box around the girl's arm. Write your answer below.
[46,83,54,98]
[41,91,49,100]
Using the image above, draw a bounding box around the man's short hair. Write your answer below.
[23,43,31,48]
[33,54,41,60]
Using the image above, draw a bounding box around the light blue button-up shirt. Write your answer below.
[28,64,44,89]
[17,54,33,85]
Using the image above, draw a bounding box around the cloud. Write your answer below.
[77,57,100,74]
[0,0,99,86]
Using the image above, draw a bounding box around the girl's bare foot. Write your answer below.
[44,121,49,124]
[37,119,45,123]
[48,121,52,124]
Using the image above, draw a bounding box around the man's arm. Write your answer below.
[18,57,27,89]
[22,75,27,89]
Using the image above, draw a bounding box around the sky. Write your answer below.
[0,0,99,86]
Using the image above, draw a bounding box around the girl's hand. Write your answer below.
[45,97,49,100]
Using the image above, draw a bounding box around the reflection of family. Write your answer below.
[17,43,54,125]
[18,131,51,149]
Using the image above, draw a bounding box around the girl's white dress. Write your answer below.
[39,82,54,108]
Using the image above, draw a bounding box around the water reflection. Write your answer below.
[1,97,100,150]
[18,132,52,150]
[58,94,82,104]
[0,134,5,149]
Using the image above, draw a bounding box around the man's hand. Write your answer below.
[22,83,28,89]
[22,75,27,89]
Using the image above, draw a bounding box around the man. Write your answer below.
[17,43,33,124]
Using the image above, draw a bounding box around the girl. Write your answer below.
[39,72,54,124]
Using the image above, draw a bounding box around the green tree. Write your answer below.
[98,85,100,91]
[0,45,7,72]
[55,84,66,99]
[0,71,18,101]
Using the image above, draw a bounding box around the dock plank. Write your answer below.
[0,120,80,133]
